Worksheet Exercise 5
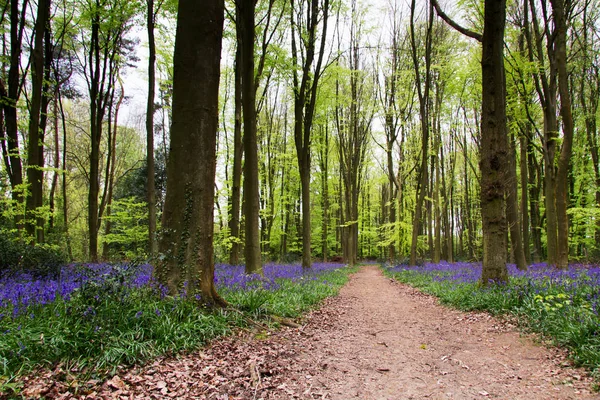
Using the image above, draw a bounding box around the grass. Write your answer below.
[382,261,600,377]
[0,262,356,393]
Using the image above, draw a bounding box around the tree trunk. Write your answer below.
[49,95,60,229]
[25,0,50,243]
[408,0,433,266]
[520,128,530,265]
[479,0,508,284]
[146,0,158,256]
[528,145,543,262]
[102,81,124,260]
[58,88,73,261]
[238,0,262,275]
[88,8,102,261]
[551,0,573,270]
[507,131,527,270]
[319,124,330,262]
[290,0,330,269]
[228,42,243,265]
[156,0,226,305]
[0,0,28,228]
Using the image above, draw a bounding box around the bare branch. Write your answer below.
[430,0,482,42]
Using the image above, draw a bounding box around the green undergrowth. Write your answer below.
[222,267,358,319]
[0,266,356,395]
[382,265,600,380]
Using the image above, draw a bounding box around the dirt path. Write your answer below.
[284,265,598,399]
[22,265,599,399]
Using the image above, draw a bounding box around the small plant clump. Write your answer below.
[0,262,354,390]
[382,262,600,377]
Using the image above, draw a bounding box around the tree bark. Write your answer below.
[25,0,50,242]
[551,0,573,270]
[409,0,433,266]
[506,131,527,270]
[146,0,158,256]
[228,41,243,265]
[479,0,509,284]
[238,0,262,275]
[0,0,28,228]
[102,80,124,260]
[519,133,530,264]
[156,0,226,305]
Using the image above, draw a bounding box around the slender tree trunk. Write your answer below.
[320,123,330,262]
[1,0,28,228]
[463,128,474,259]
[507,131,527,270]
[433,103,441,263]
[58,89,73,261]
[299,148,311,267]
[25,0,50,242]
[146,0,158,256]
[49,95,60,229]
[228,43,243,265]
[552,0,573,270]
[520,133,530,265]
[528,145,543,262]
[102,81,124,260]
[290,0,330,269]
[409,0,433,266]
[88,2,103,262]
[238,0,262,274]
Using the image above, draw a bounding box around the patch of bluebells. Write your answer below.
[214,262,346,291]
[0,262,346,321]
[384,261,600,318]
[0,263,153,319]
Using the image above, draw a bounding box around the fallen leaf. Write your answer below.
[106,376,126,390]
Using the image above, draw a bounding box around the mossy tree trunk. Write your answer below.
[156,0,226,305]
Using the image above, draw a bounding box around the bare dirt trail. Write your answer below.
[282,265,598,399]
[21,265,599,399]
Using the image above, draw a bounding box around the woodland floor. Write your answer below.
[18,265,600,399]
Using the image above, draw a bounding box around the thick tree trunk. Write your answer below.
[479,0,508,285]
[156,0,226,305]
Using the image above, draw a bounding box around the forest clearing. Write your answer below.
[2,0,600,397]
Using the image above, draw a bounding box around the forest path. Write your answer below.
[277,264,598,399]
[29,265,598,399]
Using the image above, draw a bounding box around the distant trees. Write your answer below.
[0,0,599,274]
